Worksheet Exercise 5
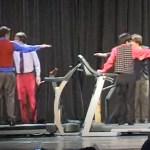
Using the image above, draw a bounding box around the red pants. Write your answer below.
[16,73,37,123]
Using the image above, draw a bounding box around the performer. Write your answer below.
[132,34,150,123]
[98,33,150,125]
[95,34,150,124]
[13,32,42,123]
[0,26,50,125]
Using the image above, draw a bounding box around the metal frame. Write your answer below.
[78,55,150,136]
[44,63,81,135]
[44,55,150,136]
[44,55,119,136]
[77,55,119,136]
[81,76,119,136]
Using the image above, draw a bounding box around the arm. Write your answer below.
[12,41,51,52]
[132,45,150,60]
[94,52,110,57]
[101,47,117,73]
[32,52,41,85]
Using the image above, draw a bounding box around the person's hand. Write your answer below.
[97,69,106,76]
[36,76,41,85]
[97,69,102,75]
[41,44,52,48]
[94,53,107,57]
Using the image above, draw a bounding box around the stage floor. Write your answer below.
[0,122,150,150]
[0,134,148,150]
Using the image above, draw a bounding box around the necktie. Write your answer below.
[20,52,24,73]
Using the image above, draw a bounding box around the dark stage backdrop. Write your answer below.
[0,0,150,123]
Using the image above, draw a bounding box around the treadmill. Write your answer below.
[77,55,150,137]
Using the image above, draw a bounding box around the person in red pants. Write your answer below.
[13,32,42,124]
[0,26,50,126]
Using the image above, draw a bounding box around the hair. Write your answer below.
[118,33,132,44]
[15,32,27,43]
[141,134,150,150]
[0,26,10,37]
[141,139,150,150]
[132,34,142,45]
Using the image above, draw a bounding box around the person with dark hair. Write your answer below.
[0,26,50,125]
[13,32,41,123]
[95,34,150,124]
[98,33,150,125]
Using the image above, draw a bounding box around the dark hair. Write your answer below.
[141,139,150,150]
[141,134,150,150]
[15,32,27,43]
[118,33,131,44]
[0,26,10,37]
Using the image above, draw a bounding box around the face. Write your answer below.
[14,36,18,40]
[130,40,136,45]
[5,33,10,39]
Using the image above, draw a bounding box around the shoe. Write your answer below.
[8,120,15,126]
[127,120,134,125]
[118,122,126,125]
[128,122,134,125]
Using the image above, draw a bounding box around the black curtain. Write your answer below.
[0,0,150,123]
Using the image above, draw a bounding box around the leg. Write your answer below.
[117,83,127,124]
[4,72,16,124]
[0,74,5,124]
[140,77,149,122]
[135,79,141,122]
[109,75,127,125]
[16,74,28,123]
[126,74,136,124]
[25,73,37,123]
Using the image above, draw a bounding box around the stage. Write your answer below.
[0,133,147,150]
[0,122,149,150]
[0,56,148,150]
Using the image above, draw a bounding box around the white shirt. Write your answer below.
[13,51,41,77]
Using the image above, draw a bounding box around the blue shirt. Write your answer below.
[12,40,42,52]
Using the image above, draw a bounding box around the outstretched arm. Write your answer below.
[94,52,110,57]
[12,41,52,52]
[101,48,117,73]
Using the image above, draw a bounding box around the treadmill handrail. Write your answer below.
[44,63,82,82]
[44,76,65,82]
[78,55,100,76]
[78,55,118,77]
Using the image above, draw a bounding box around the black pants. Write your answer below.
[109,73,136,124]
